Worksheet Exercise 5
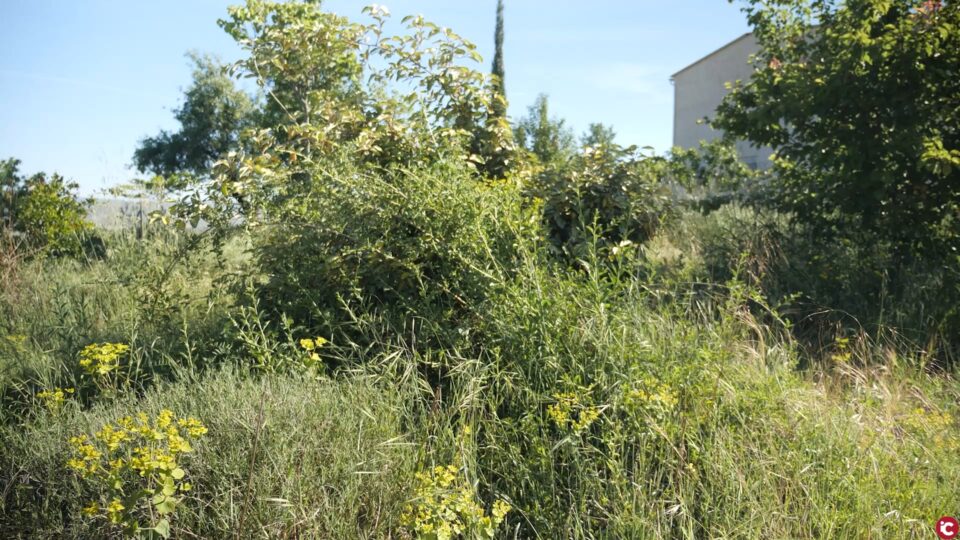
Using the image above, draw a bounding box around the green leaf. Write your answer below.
[153,518,171,539]
[155,497,178,516]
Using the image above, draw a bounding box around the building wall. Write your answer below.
[87,199,166,230]
[672,33,774,169]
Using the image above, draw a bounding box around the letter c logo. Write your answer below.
[938,516,959,540]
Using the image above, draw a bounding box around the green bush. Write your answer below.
[1,158,94,258]
[250,155,535,348]
[674,204,960,364]
[535,146,674,261]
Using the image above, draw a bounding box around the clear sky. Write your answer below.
[0,1,750,194]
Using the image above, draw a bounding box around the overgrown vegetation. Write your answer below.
[2,0,958,538]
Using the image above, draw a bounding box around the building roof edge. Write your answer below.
[670,32,754,79]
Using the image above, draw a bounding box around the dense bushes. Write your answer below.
[3,215,959,537]
[670,204,960,365]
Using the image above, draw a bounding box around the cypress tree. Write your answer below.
[473,0,512,179]
[491,0,506,119]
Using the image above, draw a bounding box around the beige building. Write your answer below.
[671,33,774,169]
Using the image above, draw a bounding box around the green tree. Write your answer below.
[0,158,92,256]
[581,123,617,149]
[715,0,960,254]
[219,0,365,134]
[514,94,576,167]
[475,0,515,179]
[490,0,506,120]
[208,1,504,172]
[133,54,256,177]
[171,1,512,231]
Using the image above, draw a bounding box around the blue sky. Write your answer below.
[0,1,749,194]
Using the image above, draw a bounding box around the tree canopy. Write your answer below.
[715,0,960,254]
[514,94,577,167]
[133,54,256,178]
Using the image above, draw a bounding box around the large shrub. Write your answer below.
[0,158,93,257]
[535,146,674,261]
[160,1,528,346]
[250,155,536,345]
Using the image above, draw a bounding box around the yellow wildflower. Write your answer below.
[67,411,207,531]
[401,464,509,539]
[78,343,129,376]
[548,391,601,432]
[82,502,100,516]
[36,387,74,414]
[106,498,125,523]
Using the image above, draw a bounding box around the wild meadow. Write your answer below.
[2,0,959,538]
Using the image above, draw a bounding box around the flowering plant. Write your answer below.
[67,410,207,538]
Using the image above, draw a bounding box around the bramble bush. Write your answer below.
[247,155,536,349]
[156,0,528,350]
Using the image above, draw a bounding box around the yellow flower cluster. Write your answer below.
[66,410,207,530]
[106,498,126,524]
[299,336,328,369]
[830,337,852,363]
[401,465,510,540]
[78,342,130,376]
[36,387,74,414]
[4,334,27,346]
[67,434,102,476]
[547,391,602,433]
[903,407,959,451]
[82,501,100,516]
[623,376,679,418]
[299,337,328,351]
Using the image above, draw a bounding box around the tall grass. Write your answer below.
[1,368,414,538]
